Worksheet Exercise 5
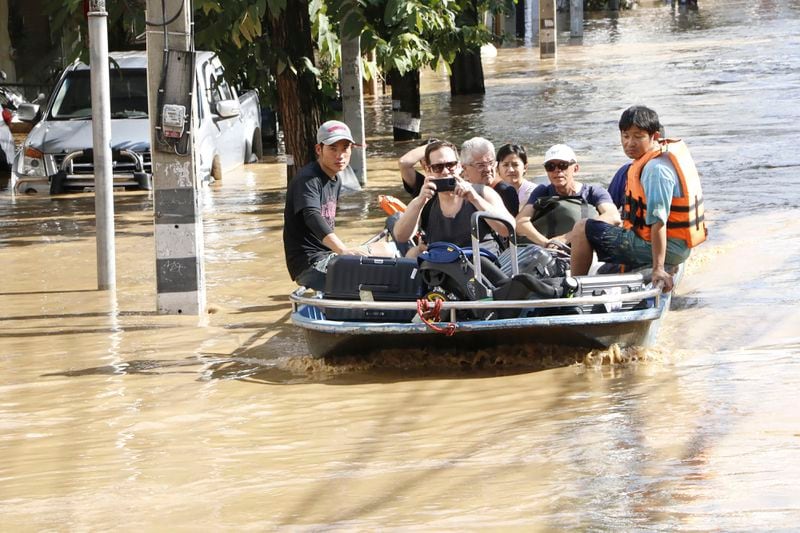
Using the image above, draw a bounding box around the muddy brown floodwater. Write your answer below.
[3,0,800,529]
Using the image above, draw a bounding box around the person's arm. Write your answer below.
[641,159,679,292]
[650,221,672,292]
[399,145,427,191]
[393,179,436,242]
[515,203,550,246]
[301,206,366,257]
[322,232,367,256]
[459,183,513,237]
[596,201,622,226]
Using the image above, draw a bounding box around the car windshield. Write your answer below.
[50,68,149,119]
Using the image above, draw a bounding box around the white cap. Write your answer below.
[544,144,577,164]
[316,120,355,145]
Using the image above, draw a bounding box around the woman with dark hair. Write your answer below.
[497,143,535,206]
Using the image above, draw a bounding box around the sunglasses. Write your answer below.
[544,161,573,172]
[429,160,459,173]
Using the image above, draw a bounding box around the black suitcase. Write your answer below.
[324,255,424,322]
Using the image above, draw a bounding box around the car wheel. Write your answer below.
[50,170,67,194]
[248,128,263,163]
[211,155,222,182]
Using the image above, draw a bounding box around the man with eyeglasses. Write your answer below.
[515,144,620,248]
[461,137,520,216]
[397,137,440,198]
[393,140,513,257]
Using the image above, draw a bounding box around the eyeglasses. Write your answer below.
[544,161,573,172]
[468,161,496,170]
[429,161,459,173]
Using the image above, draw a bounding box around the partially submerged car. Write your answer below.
[11,51,262,194]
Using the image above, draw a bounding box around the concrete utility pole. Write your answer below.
[539,0,557,59]
[525,0,539,47]
[87,0,116,290]
[570,0,584,38]
[341,36,367,186]
[145,0,206,315]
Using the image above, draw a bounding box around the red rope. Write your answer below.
[416,299,457,336]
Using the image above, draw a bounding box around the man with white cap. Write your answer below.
[515,143,620,247]
[283,120,367,290]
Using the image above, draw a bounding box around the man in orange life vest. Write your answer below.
[569,106,707,292]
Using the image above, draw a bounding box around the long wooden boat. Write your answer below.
[289,212,680,359]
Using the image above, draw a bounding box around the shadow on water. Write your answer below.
[0,288,101,296]
[41,358,207,377]
[264,357,718,529]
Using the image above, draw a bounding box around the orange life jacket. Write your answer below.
[378,194,407,215]
[622,139,707,248]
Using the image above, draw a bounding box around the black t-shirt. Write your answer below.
[492,180,520,216]
[283,161,341,280]
[420,184,498,254]
[403,170,425,198]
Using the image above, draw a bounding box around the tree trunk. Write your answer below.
[387,69,421,142]
[515,0,526,40]
[449,2,485,96]
[267,0,323,182]
[449,47,485,96]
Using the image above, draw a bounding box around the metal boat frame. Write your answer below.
[289,211,676,358]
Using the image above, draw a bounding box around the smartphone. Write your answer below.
[434,177,457,192]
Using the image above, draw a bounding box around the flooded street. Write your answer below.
[3,0,800,529]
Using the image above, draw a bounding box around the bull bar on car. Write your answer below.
[12,147,152,194]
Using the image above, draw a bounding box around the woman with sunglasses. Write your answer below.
[514,144,620,248]
[392,140,514,258]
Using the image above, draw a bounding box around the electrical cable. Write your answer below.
[144,1,184,27]
[154,0,170,148]
[150,0,192,155]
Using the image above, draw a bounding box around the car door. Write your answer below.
[205,59,244,171]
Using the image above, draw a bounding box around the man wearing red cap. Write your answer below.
[283,120,366,290]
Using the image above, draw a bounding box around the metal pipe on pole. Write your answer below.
[87,0,116,290]
[341,36,367,186]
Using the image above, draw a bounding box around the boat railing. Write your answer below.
[290,284,663,322]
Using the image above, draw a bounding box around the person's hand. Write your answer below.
[342,247,369,257]
[651,266,674,293]
[418,176,438,202]
[546,235,569,250]
[454,177,477,202]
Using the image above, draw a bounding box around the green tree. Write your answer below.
[43,0,502,162]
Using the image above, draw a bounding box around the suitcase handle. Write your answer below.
[359,283,393,291]
[361,257,398,266]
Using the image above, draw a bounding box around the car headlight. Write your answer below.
[18,146,47,177]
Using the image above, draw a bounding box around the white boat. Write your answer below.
[290,212,679,358]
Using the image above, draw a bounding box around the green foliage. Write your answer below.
[323,0,499,77]
[43,0,504,106]
[43,0,146,65]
